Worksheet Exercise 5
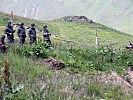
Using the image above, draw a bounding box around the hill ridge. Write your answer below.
[0,0,133,34]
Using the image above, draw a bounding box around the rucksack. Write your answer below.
[0,42,3,46]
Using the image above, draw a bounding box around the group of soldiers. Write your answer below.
[0,21,51,52]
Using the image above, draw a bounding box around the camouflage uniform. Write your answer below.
[4,21,15,44]
[17,23,26,45]
[0,35,6,52]
[43,26,51,44]
[28,24,36,44]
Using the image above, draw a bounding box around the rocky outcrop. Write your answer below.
[63,16,94,23]
[40,57,65,70]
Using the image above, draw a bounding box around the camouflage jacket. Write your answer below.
[17,26,26,37]
[43,29,51,40]
[28,27,36,37]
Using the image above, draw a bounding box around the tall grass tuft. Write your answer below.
[0,59,24,99]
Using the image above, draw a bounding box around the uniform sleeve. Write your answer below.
[28,29,32,36]
[17,28,21,37]
[4,27,10,34]
[47,30,50,33]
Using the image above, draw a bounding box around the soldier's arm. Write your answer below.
[49,33,52,35]
[47,30,50,33]
[13,30,16,33]
[17,28,21,37]
[17,28,21,33]
[4,28,10,34]
[46,29,51,35]
[13,23,18,26]
[48,32,51,35]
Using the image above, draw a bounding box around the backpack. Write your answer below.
[0,42,3,46]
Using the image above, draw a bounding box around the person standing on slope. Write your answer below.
[4,21,16,44]
[43,25,51,44]
[0,35,8,52]
[17,22,26,45]
[28,23,37,45]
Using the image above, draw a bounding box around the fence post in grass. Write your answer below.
[11,11,14,20]
[95,29,99,53]
[10,11,14,24]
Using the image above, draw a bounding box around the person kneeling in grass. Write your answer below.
[126,41,133,49]
[0,35,8,52]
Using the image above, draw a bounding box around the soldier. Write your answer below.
[42,25,51,44]
[28,23,37,45]
[17,22,26,45]
[0,35,8,52]
[126,41,133,49]
[4,21,15,44]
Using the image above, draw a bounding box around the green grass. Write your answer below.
[15,43,133,73]
[1,12,133,48]
[48,19,133,48]
[0,46,54,99]
[1,0,133,35]
[0,12,133,99]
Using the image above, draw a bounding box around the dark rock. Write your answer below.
[41,57,65,70]
[64,16,94,23]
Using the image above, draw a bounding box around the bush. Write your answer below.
[15,43,133,73]
[16,42,51,59]
[50,46,133,73]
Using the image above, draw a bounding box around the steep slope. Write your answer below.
[0,0,133,34]
[0,12,133,99]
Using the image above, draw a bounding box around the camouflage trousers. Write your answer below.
[44,39,51,44]
[7,35,15,44]
[19,35,26,45]
[29,36,36,45]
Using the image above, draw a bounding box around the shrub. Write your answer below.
[0,59,23,99]
[16,42,51,58]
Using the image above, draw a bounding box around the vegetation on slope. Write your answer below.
[0,0,133,34]
[0,12,133,99]
[1,44,133,99]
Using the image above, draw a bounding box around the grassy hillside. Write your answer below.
[0,0,133,34]
[1,12,133,48]
[0,12,133,99]
[48,18,133,48]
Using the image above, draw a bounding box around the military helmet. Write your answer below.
[43,25,47,28]
[8,20,12,24]
[31,23,35,26]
